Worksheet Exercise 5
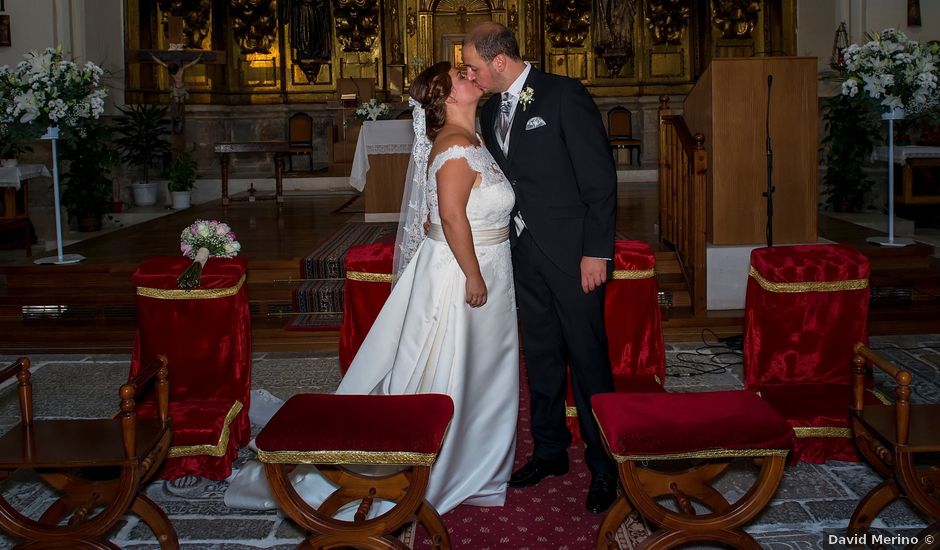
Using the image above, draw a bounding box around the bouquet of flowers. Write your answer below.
[840,28,940,116]
[353,98,391,121]
[177,220,241,289]
[0,46,107,138]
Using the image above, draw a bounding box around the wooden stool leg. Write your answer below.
[909,521,940,550]
[595,494,634,550]
[848,478,901,536]
[415,500,451,550]
[620,456,786,548]
[131,494,179,549]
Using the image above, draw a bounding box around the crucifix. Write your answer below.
[128,49,225,145]
[126,13,225,146]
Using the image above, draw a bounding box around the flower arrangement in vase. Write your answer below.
[353,98,392,121]
[840,28,940,117]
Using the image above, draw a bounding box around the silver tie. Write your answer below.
[497,92,513,142]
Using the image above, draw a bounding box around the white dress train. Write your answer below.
[225,141,519,516]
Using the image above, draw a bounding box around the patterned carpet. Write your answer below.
[0,334,937,549]
[288,221,397,330]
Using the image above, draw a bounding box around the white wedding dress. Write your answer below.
[225,141,519,516]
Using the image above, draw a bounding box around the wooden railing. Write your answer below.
[658,96,707,316]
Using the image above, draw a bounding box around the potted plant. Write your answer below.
[0,123,38,166]
[167,147,198,209]
[113,104,171,206]
[821,93,880,212]
[60,121,120,231]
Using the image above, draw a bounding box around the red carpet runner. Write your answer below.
[413,362,649,549]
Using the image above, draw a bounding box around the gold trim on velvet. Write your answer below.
[257,449,437,466]
[345,271,395,283]
[611,269,655,280]
[748,267,868,293]
[566,406,578,417]
[168,401,243,458]
[873,389,891,405]
[138,275,247,300]
[611,447,791,462]
[793,426,852,438]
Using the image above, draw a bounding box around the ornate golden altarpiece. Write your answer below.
[124,0,797,105]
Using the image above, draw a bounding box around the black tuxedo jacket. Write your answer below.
[481,68,617,276]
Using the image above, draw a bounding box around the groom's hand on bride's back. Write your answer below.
[580,257,608,294]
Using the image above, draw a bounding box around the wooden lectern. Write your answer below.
[683,57,818,245]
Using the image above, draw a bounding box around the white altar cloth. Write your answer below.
[349,120,414,192]
[871,145,940,164]
[0,164,51,190]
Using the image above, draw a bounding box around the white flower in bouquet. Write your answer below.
[0,46,107,137]
[177,219,241,289]
[840,28,940,116]
[354,98,391,121]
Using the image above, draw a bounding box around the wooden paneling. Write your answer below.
[363,153,411,216]
[683,57,818,245]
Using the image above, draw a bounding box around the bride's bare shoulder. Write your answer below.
[430,128,475,155]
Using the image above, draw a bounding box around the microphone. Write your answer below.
[762,74,775,247]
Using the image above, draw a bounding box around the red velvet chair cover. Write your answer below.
[339,243,394,374]
[743,244,872,463]
[592,390,794,459]
[256,393,454,464]
[567,240,666,442]
[131,257,251,480]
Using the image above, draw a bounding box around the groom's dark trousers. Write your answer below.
[482,68,617,478]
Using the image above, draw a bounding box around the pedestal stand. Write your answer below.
[868,107,915,247]
[34,126,85,265]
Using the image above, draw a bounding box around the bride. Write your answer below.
[226,61,519,515]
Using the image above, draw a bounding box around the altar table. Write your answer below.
[871,145,940,205]
[350,120,413,222]
[0,164,50,255]
[214,142,289,205]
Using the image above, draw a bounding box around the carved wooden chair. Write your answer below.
[608,106,642,166]
[288,112,315,172]
[0,356,177,549]
[848,343,940,547]
[593,390,794,549]
[256,393,453,549]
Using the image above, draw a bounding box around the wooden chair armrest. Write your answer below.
[119,355,170,457]
[852,342,912,445]
[0,358,32,426]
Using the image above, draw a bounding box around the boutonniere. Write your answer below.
[518,86,535,111]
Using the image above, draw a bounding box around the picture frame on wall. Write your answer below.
[0,15,10,48]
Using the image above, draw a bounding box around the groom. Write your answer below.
[463,22,618,513]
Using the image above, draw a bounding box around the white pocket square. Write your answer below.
[525,117,547,130]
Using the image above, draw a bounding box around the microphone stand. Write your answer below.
[762,74,775,247]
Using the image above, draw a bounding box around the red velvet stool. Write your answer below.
[567,240,666,442]
[592,391,794,550]
[743,244,882,463]
[256,393,454,549]
[131,257,251,480]
[339,242,394,374]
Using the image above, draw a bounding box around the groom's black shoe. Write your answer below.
[586,473,618,513]
[507,455,569,488]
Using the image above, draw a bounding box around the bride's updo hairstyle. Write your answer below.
[410,61,452,139]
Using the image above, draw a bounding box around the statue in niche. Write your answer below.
[280,0,332,60]
[595,0,636,54]
[645,0,690,46]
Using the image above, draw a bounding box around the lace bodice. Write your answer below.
[426,143,514,230]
